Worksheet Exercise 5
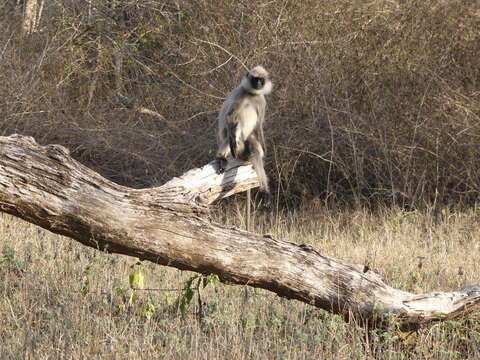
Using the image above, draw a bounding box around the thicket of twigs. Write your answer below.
[1,1,479,207]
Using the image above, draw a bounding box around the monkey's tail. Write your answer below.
[251,152,271,209]
[250,151,269,194]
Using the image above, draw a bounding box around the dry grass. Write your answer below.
[1,205,479,359]
[1,0,479,205]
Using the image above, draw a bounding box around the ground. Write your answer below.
[0,204,479,359]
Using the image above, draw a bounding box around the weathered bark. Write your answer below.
[0,134,478,330]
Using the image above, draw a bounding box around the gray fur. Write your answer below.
[216,66,272,195]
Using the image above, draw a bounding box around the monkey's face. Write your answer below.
[250,75,266,90]
[242,65,273,95]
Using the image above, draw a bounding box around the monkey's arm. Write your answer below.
[228,122,238,158]
[216,129,231,174]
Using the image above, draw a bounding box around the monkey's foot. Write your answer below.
[216,158,227,174]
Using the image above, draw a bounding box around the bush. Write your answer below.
[1,0,478,206]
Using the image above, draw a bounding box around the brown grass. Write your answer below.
[1,205,479,359]
[1,0,479,205]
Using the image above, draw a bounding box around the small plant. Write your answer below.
[141,301,156,320]
[128,262,156,319]
[178,274,219,317]
[81,257,100,297]
[129,262,145,305]
[81,264,93,296]
[0,246,23,271]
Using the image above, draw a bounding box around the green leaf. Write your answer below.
[179,288,194,317]
[164,291,174,305]
[183,275,199,290]
[81,279,90,297]
[129,272,144,290]
[141,302,156,320]
[115,286,126,297]
[445,320,462,329]
[129,291,138,306]
[177,275,200,317]
[202,274,219,288]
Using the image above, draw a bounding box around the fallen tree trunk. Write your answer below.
[0,134,478,330]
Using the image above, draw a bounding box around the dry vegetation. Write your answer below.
[0,0,479,359]
[1,0,479,205]
[0,206,479,359]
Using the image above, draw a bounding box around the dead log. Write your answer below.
[0,134,478,330]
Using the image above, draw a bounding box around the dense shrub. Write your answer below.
[1,1,478,207]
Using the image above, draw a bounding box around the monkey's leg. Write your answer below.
[229,122,249,159]
[216,141,230,174]
[228,122,240,158]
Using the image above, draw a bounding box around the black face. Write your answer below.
[250,75,265,90]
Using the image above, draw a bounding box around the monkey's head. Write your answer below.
[242,65,273,95]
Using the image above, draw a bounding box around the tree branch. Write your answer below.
[0,134,478,330]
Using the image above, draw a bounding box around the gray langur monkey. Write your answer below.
[216,65,273,201]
